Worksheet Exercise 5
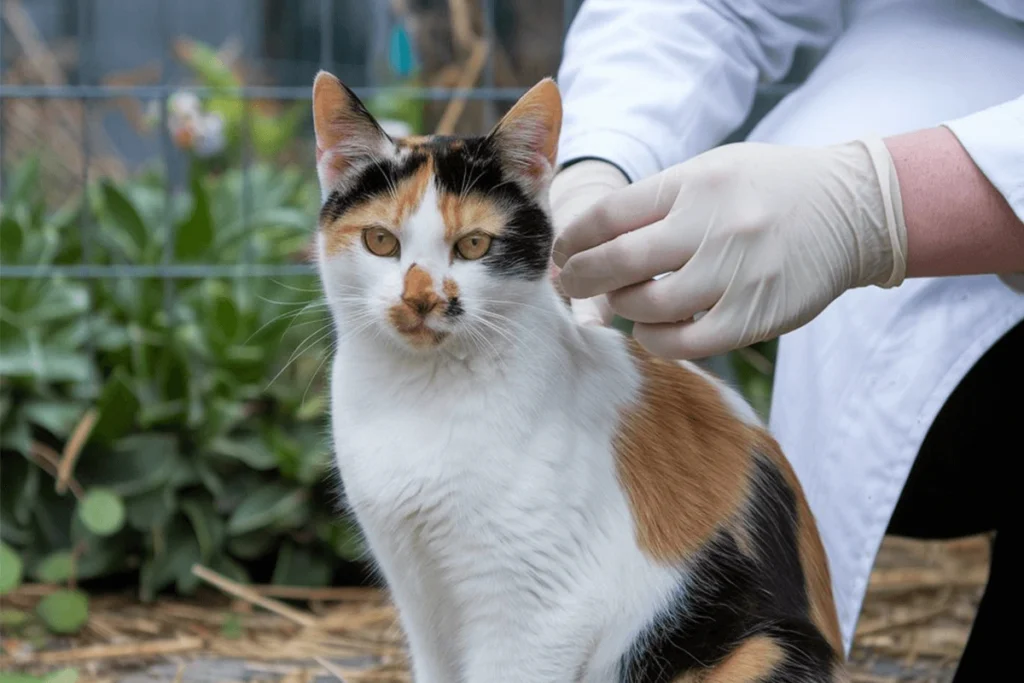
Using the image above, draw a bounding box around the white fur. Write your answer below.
[318,180,752,682]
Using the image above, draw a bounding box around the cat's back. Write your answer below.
[611,338,846,680]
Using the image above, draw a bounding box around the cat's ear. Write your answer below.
[312,70,394,193]
[487,77,562,195]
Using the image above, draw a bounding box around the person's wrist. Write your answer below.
[549,158,629,236]
[833,138,909,290]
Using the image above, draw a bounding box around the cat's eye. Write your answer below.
[454,233,492,260]
[363,227,400,257]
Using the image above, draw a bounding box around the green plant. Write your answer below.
[0,156,363,618]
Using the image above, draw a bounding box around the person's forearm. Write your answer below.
[884,126,1024,278]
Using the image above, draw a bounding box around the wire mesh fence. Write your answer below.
[1,0,798,274]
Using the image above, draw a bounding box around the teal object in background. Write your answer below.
[387,23,417,78]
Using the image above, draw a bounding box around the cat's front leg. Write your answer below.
[460,620,591,683]
[362,533,461,683]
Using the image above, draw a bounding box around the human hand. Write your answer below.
[552,138,908,358]
[548,159,629,326]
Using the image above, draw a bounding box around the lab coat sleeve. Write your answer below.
[555,0,844,182]
[943,95,1024,225]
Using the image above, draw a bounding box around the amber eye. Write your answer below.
[362,227,400,257]
[454,233,493,260]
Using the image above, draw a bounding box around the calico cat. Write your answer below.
[311,70,849,683]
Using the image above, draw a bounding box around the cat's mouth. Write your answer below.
[394,320,449,348]
[388,304,451,348]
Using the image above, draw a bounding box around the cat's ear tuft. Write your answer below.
[487,77,562,194]
[312,70,393,192]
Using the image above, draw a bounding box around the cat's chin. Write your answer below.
[383,318,453,354]
[395,325,450,350]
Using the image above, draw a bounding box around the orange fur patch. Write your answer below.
[753,432,843,653]
[614,340,755,562]
[438,192,509,242]
[386,265,446,347]
[402,265,438,309]
[701,635,785,683]
[442,277,460,300]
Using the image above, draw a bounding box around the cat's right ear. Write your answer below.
[312,71,394,195]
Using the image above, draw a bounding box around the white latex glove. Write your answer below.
[548,159,629,326]
[551,138,908,359]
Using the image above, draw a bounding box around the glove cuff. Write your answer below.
[859,137,909,289]
[548,159,630,230]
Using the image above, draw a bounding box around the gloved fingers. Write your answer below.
[551,166,683,267]
[605,264,723,325]
[557,217,692,300]
[632,311,738,361]
[569,295,615,327]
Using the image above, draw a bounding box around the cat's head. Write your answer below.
[311,71,562,354]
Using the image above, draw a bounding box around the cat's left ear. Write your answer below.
[312,70,395,195]
[487,77,562,195]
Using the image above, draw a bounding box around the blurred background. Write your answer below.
[0,1,987,682]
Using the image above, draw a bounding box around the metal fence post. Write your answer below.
[158,0,176,324]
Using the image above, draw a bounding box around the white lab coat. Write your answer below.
[557,0,1024,656]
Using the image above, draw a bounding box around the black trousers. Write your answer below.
[884,320,1020,681]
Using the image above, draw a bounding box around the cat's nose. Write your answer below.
[404,295,439,316]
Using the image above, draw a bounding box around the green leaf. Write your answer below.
[226,484,308,536]
[100,180,148,257]
[0,675,49,683]
[44,669,79,683]
[30,281,91,323]
[1,214,25,262]
[77,489,126,536]
[126,487,176,531]
[271,541,332,587]
[77,434,180,497]
[6,457,41,526]
[89,367,140,444]
[138,400,186,428]
[0,417,32,457]
[206,435,277,470]
[36,589,89,634]
[34,551,74,584]
[22,402,86,439]
[211,554,250,584]
[226,531,275,560]
[5,154,40,204]
[0,541,23,594]
[0,608,30,628]
[139,517,202,600]
[174,170,213,261]
[0,346,92,382]
[181,497,224,563]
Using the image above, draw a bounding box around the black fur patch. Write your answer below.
[431,137,552,281]
[618,455,838,683]
[445,297,464,318]
[319,152,429,223]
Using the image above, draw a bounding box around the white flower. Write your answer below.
[193,111,227,158]
[169,91,201,119]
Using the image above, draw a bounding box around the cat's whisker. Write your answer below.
[474,310,550,350]
[270,278,325,294]
[243,300,331,346]
[266,323,338,390]
[300,315,372,406]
